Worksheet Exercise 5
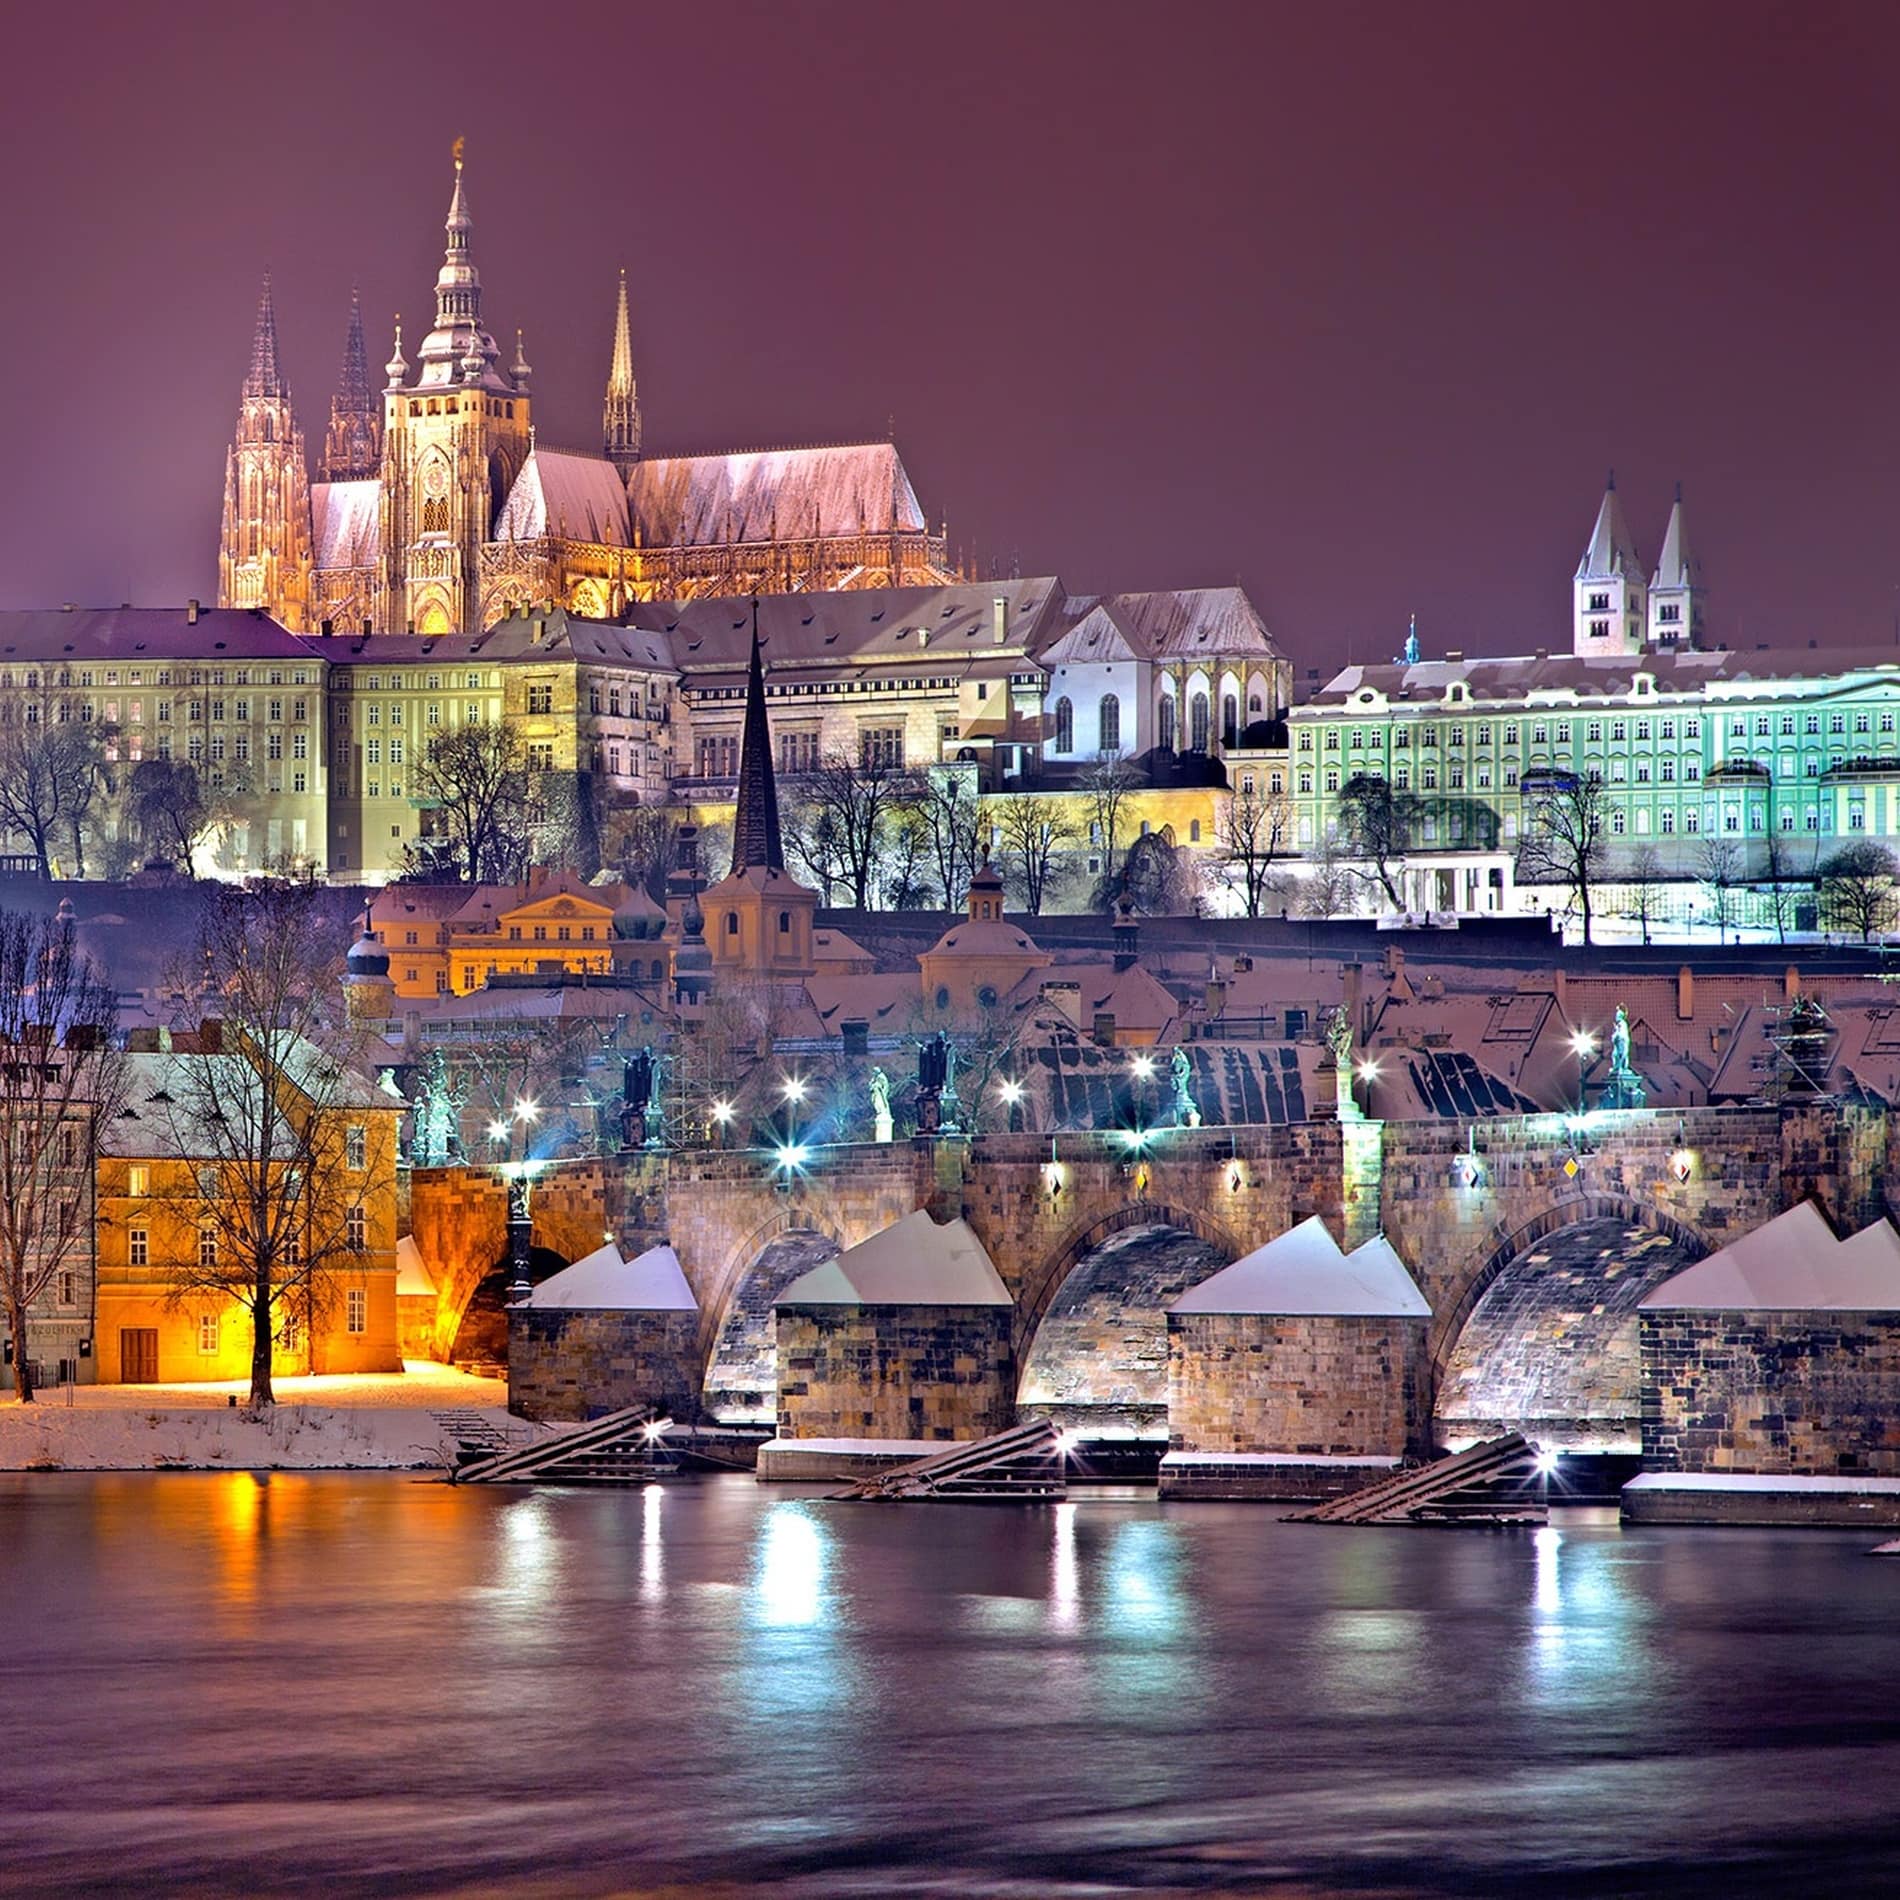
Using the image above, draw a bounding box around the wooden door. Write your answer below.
[120,1328,158,1384]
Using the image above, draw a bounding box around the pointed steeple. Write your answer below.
[729,601,784,875]
[1576,471,1644,581]
[1652,482,1700,588]
[416,136,502,386]
[320,285,382,481]
[243,271,285,400]
[603,269,643,469]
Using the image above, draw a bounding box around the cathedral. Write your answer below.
[218,144,958,636]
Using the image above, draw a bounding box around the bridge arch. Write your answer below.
[1431,1192,1712,1454]
[1016,1201,1243,1428]
[698,1210,845,1423]
[449,1242,573,1366]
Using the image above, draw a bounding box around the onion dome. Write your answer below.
[385,318,409,390]
[345,928,390,978]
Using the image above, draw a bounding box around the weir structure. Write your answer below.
[407,1097,1889,1455]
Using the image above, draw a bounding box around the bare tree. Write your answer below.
[1122,831,1197,915]
[1819,841,1900,942]
[1624,844,1666,945]
[993,792,1074,915]
[1216,782,1294,917]
[0,912,123,1402]
[1297,834,1355,918]
[915,766,982,912]
[128,760,213,873]
[1337,775,1417,911]
[0,724,110,880]
[881,807,933,910]
[412,724,535,882]
[609,800,686,900]
[153,886,382,1406]
[1517,771,1609,945]
[1697,837,1743,944]
[785,751,903,910]
[1081,749,1138,902]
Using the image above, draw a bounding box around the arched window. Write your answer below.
[724,912,737,936]
[1190,818,1201,842]
[1053,696,1074,752]
[1221,693,1238,749]
[778,910,790,934]
[1190,692,1210,752]
[1158,695,1177,753]
[1099,693,1120,753]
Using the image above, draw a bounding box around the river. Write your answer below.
[3,1472,1899,1897]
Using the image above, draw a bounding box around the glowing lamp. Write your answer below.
[709,1099,735,1125]
[514,1097,539,1123]
[773,1142,809,1173]
[1533,1448,1561,1478]
[1356,1058,1381,1083]
[998,1078,1024,1106]
[485,1120,508,1143]
[781,1076,807,1104]
[1568,1030,1597,1059]
[1130,1055,1156,1081]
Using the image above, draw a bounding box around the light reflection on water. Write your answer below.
[3,1473,1900,1898]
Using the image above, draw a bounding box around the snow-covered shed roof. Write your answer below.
[1639,1204,1900,1312]
[627,442,926,547]
[495,448,633,548]
[311,479,382,569]
[774,1210,1011,1308]
[518,1241,697,1311]
[1170,1216,1430,1317]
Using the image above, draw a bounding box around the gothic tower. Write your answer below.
[1647,483,1706,649]
[217,272,315,628]
[377,142,533,635]
[603,269,642,471]
[1572,471,1648,657]
[319,287,382,482]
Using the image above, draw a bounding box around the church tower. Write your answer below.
[702,607,818,981]
[1572,472,1648,657]
[377,142,533,635]
[1647,483,1706,649]
[217,272,315,628]
[602,269,642,471]
[319,287,382,482]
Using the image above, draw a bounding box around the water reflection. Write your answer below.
[3,1476,1898,1898]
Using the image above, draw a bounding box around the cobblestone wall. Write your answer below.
[508,1308,702,1423]
[775,1305,1015,1442]
[1640,1309,1900,1474]
[1167,1313,1426,1458]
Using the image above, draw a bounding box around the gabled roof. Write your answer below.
[774,1210,1011,1307]
[627,441,925,547]
[1038,588,1280,666]
[1170,1216,1430,1317]
[311,479,382,571]
[1639,1204,1900,1311]
[1576,480,1645,582]
[1036,603,1143,666]
[396,1235,436,1296]
[0,608,313,664]
[495,448,633,548]
[519,1241,697,1312]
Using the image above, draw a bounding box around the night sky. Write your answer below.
[5,0,1900,672]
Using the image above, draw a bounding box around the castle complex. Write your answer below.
[218,145,955,637]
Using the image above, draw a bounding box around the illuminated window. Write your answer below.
[128,1228,148,1267]
[198,1315,218,1354]
[347,1208,367,1253]
[346,1288,367,1334]
[346,1125,367,1171]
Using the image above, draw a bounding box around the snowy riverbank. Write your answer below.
[0,1363,521,1472]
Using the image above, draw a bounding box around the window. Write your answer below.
[1053,697,1073,751]
[860,728,903,769]
[346,1288,367,1335]
[1686,808,1700,833]
[1660,809,1675,834]
[199,1229,217,1268]
[347,1207,367,1253]
[1189,692,1210,752]
[129,1228,148,1266]
[127,1164,148,1198]
[527,683,554,716]
[527,742,554,771]
[198,1315,219,1355]
[1532,723,1548,745]
[346,1124,367,1170]
[1098,694,1120,752]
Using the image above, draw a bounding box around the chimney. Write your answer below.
[1677,965,1694,1022]
[1040,979,1082,1028]
[1113,904,1139,972]
[841,1019,869,1056]
[319,619,333,636]
[531,618,545,645]
[1445,649,1464,662]
[1785,965,1801,1003]
[992,596,1008,645]
[1204,976,1226,1015]
[186,599,200,624]
[197,1017,223,1054]
[362,617,372,635]
[1092,1010,1117,1045]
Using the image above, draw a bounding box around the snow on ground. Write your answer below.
[0,1362,521,1472]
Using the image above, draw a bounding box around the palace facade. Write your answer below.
[218,147,956,637]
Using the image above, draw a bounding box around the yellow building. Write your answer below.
[95,1040,402,1385]
[444,874,621,993]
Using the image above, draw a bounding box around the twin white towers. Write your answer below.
[1571,474,1706,658]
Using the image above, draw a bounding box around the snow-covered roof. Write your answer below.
[495,448,633,548]
[395,1235,435,1296]
[627,442,925,547]
[1170,1216,1430,1317]
[518,1241,697,1312]
[311,479,382,570]
[1576,481,1645,582]
[774,1210,1011,1307]
[1639,1204,1900,1312]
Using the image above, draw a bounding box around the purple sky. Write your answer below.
[5,1,1900,671]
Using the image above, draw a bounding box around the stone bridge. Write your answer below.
[407,1099,1896,1444]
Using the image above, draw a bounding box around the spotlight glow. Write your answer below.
[514,1097,539,1123]
[774,1142,809,1172]
[485,1120,508,1142]
[1130,1055,1155,1080]
[998,1078,1024,1105]
[781,1076,807,1103]
[710,1099,735,1124]
[1568,1030,1597,1059]
[1357,1058,1381,1082]
[1054,1429,1080,1456]
[1534,1449,1562,1477]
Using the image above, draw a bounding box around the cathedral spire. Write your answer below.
[417,136,500,385]
[320,285,382,481]
[603,268,643,469]
[729,601,784,875]
[243,270,285,400]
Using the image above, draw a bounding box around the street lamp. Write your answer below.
[709,1098,734,1147]
[781,1075,807,1104]
[1568,1029,1597,1114]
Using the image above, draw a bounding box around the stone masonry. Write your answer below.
[775,1305,1016,1442]
[509,1308,702,1423]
